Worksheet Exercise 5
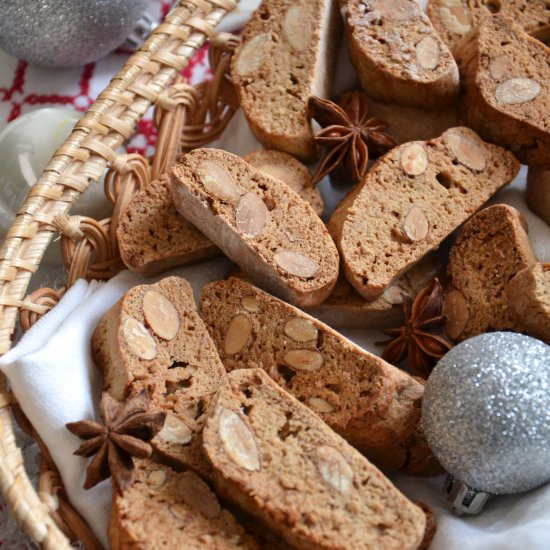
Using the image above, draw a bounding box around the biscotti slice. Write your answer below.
[305,254,441,329]
[506,263,550,344]
[92,276,226,474]
[328,127,520,301]
[342,0,459,108]
[455,14,550,167]
[527,166,550,226]
[427,0,550,54]
[171,149,339,307]
[231,0,341,162]
[200,277,433,470]
[202,368,426,550]
[368,97,459,145]
[243,150,324,216]
[117,176,219,276]
[109,459,256,550]
[445,205,537,341]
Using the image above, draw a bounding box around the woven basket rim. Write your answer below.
[0,0,240,546]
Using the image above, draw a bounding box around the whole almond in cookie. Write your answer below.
[203,368,427,550]
[446,205,537,341]
[328,127,519,301]
[200,277,438,475]
[232,0,342,162]
[342,0,459,108]
[171,149,339,307]
[455,14,550,167]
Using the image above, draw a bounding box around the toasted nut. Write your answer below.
[495,78,541,105]
[315,446,353,494]
[308,397,334,413]
[196,160,240,202]
[372,0,418,20]
[381,281,408,305]
[242,296,261,313]
[218,407,261,471]
[235,192,268,236]
[284,349,324,371]
[224,314,252,355]
[142,290,179,341]
[416,37,440,70]
[437,0,472,35]
[147,469,167,489]
[403,206,429,243]
[156,414,192,444]
[123,317,157,360]
[283,4,311,51]
[284,318,318,342]
[235,33,271,76]
[401,143,428,176]
[447,131,486,172]
[489,55,511,81]
[274,250,319,278]
[444,290,469,339]
[177,472,221,519]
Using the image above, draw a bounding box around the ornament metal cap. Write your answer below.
[444,475,492,515]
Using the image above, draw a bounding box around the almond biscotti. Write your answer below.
[231,0,341,162]
[506,262,550,344]
[202,368,427,550]
[171,149,339,307]
[328,127,520,301]
[342,0,459,108]
[92,276,225,474]
[200,277,436,474]
[109,459,256,550]
[243,150,324,216]
[527,166,550,226]
[445,205,537,341]
[455,14,550,167]
[117,176,220,276]
[427,0,550,54]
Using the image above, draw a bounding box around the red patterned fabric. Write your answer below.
[0,0,212,157]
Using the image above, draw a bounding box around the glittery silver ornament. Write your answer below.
[423,332,550,496]
[0,0,151,67]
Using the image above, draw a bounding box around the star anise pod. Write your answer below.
[379,278,454,379]
[66,391,166,491]
[308,91,396,184]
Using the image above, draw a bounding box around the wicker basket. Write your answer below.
[0,0,243,547]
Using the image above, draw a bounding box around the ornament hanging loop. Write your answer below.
[444,475,492,515]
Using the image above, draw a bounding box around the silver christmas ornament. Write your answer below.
[423,332,550,513]
[0,0,152,67]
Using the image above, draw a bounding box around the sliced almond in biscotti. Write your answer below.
[171,148,339,307]
[427,0,550,55]
[328,127,519,301]
[527,167,550,226]
[200,277,440,475]
[109,459,256,550]
[231,0,342,162]
[445,205,537,341]
[244,150,324,216]
[202,368,426,550]
[305,254,442,329]
[506,263,550,344]
[455,14,550,167]
[342,0,459,108]
[117,176,219,276]
[91,276,226,475]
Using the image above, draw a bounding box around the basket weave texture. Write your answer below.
[0,0,241,547]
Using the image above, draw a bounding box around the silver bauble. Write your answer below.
[0,0,150,67]
[423,332,550,495]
